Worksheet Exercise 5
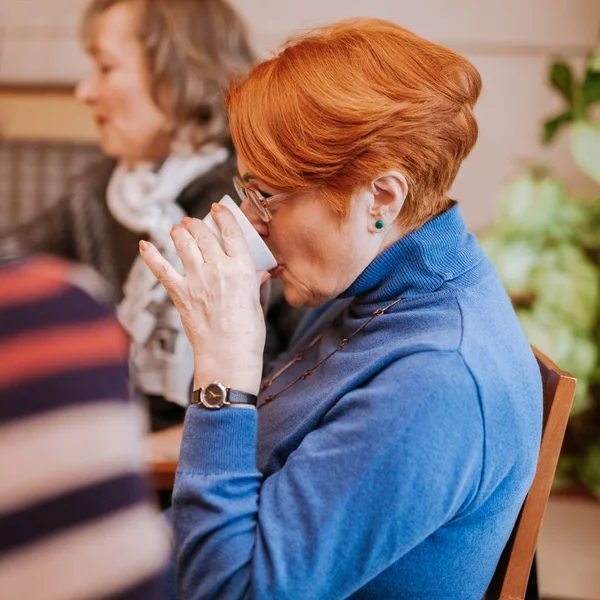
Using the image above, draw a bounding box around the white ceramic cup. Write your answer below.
[202,195,277,272]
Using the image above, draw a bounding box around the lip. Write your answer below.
[270,265,285,278]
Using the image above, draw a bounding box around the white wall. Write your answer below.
[1,0,599,231]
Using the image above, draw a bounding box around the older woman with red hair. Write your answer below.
[141,19,542,600]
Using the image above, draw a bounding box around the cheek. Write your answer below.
[278,226,343,301]
[102,78,166,153]
[117,89,161,128]
[268,200,360,304]
[99,76,130,114]
[276,220,322,269]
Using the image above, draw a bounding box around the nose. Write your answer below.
[75,72,97,105]
[240,197,270,237]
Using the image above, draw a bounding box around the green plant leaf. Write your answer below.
[530,244,599,332]
[518,307,598,382]
[581,71,600,108]
[578,442,600,498]
[571,381,593,416]
[571,120,600,183]
[552,454,577,491]
[579,197,600,248]
[550,62,573,101]
[588,44,600,73]
[549,200,587,244]
[496,175,566,240]
[480,235,539,294]
[543,110,573,143]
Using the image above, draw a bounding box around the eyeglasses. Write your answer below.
[232,175,290,224]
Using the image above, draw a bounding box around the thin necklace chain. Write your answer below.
[259,297,403,406]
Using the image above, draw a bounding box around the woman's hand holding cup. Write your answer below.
[139,202,270,397]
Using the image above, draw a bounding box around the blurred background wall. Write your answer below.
[1,3,600,598]
[1,0,599,232]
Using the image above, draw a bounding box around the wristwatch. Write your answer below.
[191,382,257,410]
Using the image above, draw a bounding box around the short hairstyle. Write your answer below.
[227,19,482,231]
[81,0,255,148]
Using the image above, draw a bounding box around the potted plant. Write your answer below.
[480,43,600,498]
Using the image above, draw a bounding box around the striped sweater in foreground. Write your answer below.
[0,256,169,600]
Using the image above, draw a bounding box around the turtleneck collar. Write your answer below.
[340,204,485,305]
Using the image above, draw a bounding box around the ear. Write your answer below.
[368,171,408,228]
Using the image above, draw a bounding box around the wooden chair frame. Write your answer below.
[486,347,576,600]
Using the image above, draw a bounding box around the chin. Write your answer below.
[282,281,332,309]
[282,287,308,308]
[99,140,121,159]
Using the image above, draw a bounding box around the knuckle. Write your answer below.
[193,230,211,244]
[175,237,194,253]
[222,226,244,240]
[156,263,170,281]
[187,223,210,242]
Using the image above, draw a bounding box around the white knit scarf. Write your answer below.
[107,146,229,407]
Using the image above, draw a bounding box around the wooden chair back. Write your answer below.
[485,346,576,600]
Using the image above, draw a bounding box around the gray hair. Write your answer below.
[81,0,256,148]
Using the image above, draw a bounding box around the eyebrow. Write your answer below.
[241,173,255,184]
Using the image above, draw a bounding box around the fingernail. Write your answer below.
[139,240,148,251]
[211,203,222,212]
[181,216,192,224]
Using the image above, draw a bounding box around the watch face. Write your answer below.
[202,383,226,409]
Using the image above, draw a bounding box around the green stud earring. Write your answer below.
[375,220,384,230]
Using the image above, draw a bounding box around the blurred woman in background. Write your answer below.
[74,0,254,430]
[11,0,299,431]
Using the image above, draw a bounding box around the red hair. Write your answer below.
[227,19,481,231]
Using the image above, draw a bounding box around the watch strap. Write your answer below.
[190,388,202,406]
[228,389,258,407]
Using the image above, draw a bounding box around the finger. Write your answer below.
[182,217,225,264]
[257,270,271,287]
[170,224,205,274]
[139,240,184,294]
[210,204,253,263]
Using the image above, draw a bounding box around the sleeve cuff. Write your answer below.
[178,406,258,475]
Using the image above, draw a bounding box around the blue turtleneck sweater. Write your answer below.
[170,205,542,600]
